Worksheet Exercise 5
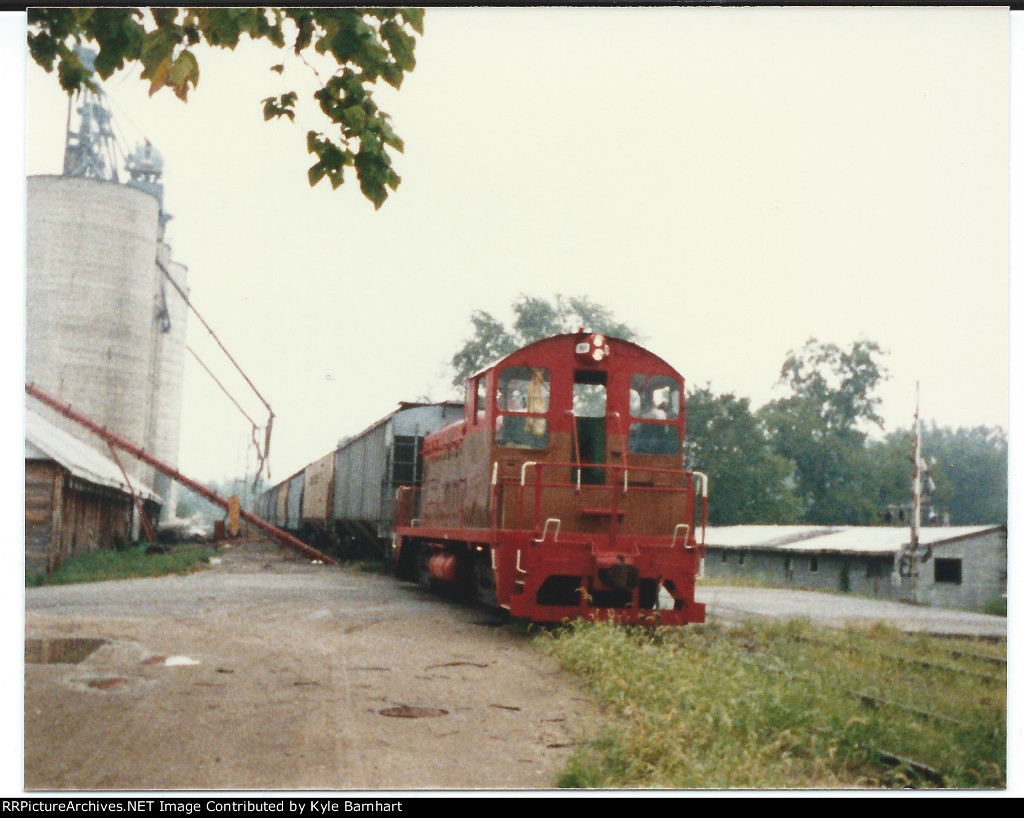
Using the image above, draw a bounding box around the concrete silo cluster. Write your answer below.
[25,62,189,538]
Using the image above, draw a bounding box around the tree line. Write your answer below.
[684,349,1007,527]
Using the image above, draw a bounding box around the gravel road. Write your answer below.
[24,539,601,793]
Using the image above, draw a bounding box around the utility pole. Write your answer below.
[907,381,922,603]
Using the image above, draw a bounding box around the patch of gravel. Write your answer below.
[24,539,602,793]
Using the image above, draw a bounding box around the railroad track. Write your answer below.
[728,626,1005,789]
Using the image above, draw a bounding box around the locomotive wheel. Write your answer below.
[415,544,435,590]
[473,549,497,607]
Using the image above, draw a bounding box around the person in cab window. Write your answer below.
[646,402,668,420]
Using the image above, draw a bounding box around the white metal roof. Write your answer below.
[703,524,1002,555]
[24,409,160,503]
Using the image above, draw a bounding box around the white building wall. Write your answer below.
[149,246,189,508]
[918,530,1007,612]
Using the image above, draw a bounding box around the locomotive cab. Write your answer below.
[393,331,707,626]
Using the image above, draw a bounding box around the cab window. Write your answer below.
[495,366,549,449]
[629,373,680,455]
[630,374,680,419]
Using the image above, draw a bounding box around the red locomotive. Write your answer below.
[391,330,707,625]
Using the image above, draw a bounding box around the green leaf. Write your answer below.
[28,5,422,208]
[139,29,176,80]
[308,162,327,186]
[400,8,425,36]
[169,50,200,100]
[194,8,242,49]
[151,8,179,30]
[339,104,367,133]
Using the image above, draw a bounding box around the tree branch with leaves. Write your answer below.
[449,294,640,388]
[27,7,424,208]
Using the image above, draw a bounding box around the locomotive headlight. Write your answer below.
[576,334,609,364]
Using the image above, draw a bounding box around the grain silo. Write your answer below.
[25,53,189,520]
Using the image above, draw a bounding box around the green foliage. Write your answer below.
[352,556,390,575]
[868,424,1007,526]
[921,424,1007,525]
[27,7,423,208]
[538,620,1006,789]
[450,294,639,387]
[684,386,802,524]
[28,543,220,586]
[982,596,1007,617]
[759,338,890,524]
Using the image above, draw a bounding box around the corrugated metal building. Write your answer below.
[702,524,1007,612]
[25,409,159,576]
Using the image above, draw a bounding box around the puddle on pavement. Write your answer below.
[86,677,127,690]
[164,656,201,666]
[25,638,107,665]
[379,705,449,719]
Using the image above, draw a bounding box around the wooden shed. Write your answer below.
[25,410,160,576]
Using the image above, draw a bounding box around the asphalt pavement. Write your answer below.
[696,584,1007,638]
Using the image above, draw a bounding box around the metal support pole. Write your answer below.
[107,442,157,544]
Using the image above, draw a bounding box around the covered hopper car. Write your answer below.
[254,401,463,556]
[257,331,708,625]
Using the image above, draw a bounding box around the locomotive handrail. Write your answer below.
[533,517,562,544]
[516,549,527,575]
[508,460,701,483]
[565,410,583,492]
[671,523,691,549]
[693,471,709,497]
[607,411,630,493]
[507,459,704,535]
[520,461,538,486]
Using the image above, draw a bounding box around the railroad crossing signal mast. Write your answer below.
[898,382,934,601]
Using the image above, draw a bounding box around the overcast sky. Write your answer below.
[16,6,1017,488]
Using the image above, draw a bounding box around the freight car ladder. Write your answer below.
[390,433,423,485]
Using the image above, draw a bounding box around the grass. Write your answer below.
[535,618,1006,790]
[27,542,221,587]
[982,596,1007,617]
[352,556,393,575]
